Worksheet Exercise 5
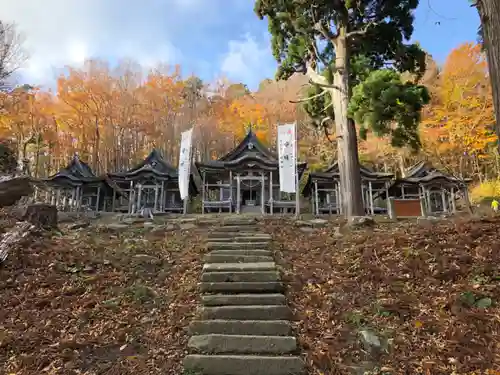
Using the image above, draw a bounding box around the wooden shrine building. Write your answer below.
[387,161,471,216]
[37,154,116,212]
[303,162,394,215]
[107,149,197,214]
[195,130,307,214]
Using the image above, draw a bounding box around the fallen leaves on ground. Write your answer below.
[0,223,206,375]
[260,217,500,375]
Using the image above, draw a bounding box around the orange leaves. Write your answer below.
[421,42,495,158]
[215,95,271,142]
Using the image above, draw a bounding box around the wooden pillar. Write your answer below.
[314,180,319,216]
[441,188,448,213]
[71,188,76,211]
[201,171,206,214]
[137,184,143,213]
[236,174,241,214]
[112,188,116,212]
[160,181,165,211]
[77,186,83,212]
[261,171,265,215]
[154,184,159,212]
[95,186,101,212]
[128,181,134,214]
[451,187,456,213]
[229,170,233,213]
[368,181,374,215]
[337,182,343,215]
[269,171,273,214]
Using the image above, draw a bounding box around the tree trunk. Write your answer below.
[477,0,500,152]
[331,31,364,218]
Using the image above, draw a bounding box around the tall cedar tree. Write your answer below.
[472,0,500,152]
[255,0,430,218]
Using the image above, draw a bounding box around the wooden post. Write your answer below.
[441,188,448,213]
[128,181,134,214]
[112,188,116,212]
[136,184,142,213]
[269,171,273,214]
[261,171,265,215]
[229,170,233,213]
[201,171,206,214]
[95,186,101,211]
[154,184,159,212]
[314,180,319,216]
[369,181,374,215]
[236,174,241,214]
[451,187,456,213]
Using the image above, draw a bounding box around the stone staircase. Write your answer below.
[183,219,306,375]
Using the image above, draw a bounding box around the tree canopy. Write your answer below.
[255,0,431,216]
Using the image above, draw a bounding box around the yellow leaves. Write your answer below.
[415,320,423,329]
[421,42,495,158]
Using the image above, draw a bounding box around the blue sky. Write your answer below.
[0,0,479,91]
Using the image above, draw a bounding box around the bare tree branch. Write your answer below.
[0,21,27,89]
[289,89,327,103]
[346,21,380,38]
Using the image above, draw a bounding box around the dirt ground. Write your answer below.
[0,220,206,375]
[260,217,500,375]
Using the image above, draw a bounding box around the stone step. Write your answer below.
[189,319,293,336]
[202,293,286,306]
[183,354,306,375]
[214,225,260,232]
[200,305,292,320]
[208,231,270,238]
[200,281,284,293]
[188,334,297,355]
[203,262,276,272]
[208,249,273,256]
[207,241,269,250]
[201,271,280,283]
[204,254,274,263]
[207,235,272,242]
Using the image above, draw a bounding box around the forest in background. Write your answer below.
[0,41,497,200]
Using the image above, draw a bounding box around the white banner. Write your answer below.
[178,128,193,200]
[277,123,297,193]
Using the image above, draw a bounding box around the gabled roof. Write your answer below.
[401,161,471,184]
[302,160,394,196]
[310,160,394,180]
[43,154,101,185]
[219,129,277,162]
[108,149,178,179]
[57,154,96,179]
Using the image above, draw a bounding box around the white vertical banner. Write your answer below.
[277,123,297,193]
[178,128,193,200]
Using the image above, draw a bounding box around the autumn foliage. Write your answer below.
[0,42,496,184]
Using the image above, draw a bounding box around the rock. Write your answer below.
[359,329,381,348]
[23,204,58,229]
[348,216,375,228]
[101,223,129,231]
[0,176,33,208]
[179,223,196,230]
[299,227,315,233]
[143,221,155,227]
[332,226,343,238]
[309,218,328,228]
[68,221,91,230]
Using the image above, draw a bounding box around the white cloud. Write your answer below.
[220,33,276,89]
[0,0,184,86]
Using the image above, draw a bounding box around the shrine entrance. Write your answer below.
[238,174,263,213]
